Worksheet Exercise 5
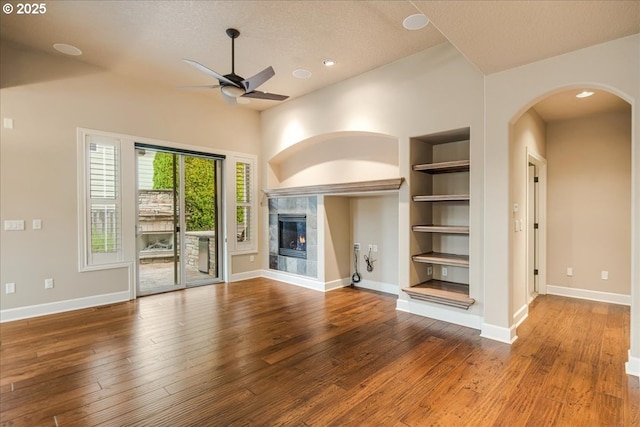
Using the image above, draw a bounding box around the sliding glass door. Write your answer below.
[135,146,223,296]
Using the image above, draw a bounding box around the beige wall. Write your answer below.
[510,109,546,318]
[547,110,631,294]
[0,41,261,312]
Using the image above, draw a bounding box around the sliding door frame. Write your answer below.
[135,143,225,296]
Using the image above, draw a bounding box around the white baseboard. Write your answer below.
[0,291,131,323]
[398,298,482,330]
[513,304,529,327]
[352,279,399,295]
[480,322,518,344]
[626,349,640,377]
[546,284,630,306]
[229,270,263,282]
[261,269,344,292]
[325,277,352,291]
[396,298,410,312]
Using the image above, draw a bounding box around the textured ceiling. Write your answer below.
[533,89,631,122]
[417,0,640,74]
[1,1,638,112]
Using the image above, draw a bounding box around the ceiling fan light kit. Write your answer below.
[221,85,245,98]
[182,28,289,105]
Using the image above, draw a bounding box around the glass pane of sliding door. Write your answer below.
[183,155,221,286]
[136,146,222,296]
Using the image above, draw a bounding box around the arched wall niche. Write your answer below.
[267,131,400,188]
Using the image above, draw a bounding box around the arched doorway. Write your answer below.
[510,86,632,340]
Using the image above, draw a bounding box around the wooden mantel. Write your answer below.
[263,178,405,198]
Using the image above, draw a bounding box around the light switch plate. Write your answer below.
[4,220,25,231]
[5,283,15,294]
[33,219,42,230]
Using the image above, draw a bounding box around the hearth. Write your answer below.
[278,214,307,259]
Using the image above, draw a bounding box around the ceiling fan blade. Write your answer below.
[177,84,221,90]
[183,59,237,87]
[242,66,275,92]
[242,90,289,101]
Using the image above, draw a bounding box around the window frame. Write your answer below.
[231,155,258,254]
[77,130,126,271]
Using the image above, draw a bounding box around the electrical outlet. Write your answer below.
[45,278,54,289]
[249,255,254,262]
[442,267,448,277]
[373,245,378,252]
[601,271,608,280]
[5,283,15,294]
[354,243,360,250]
[567,267,573,276]
[368,244,373,252]
[427,266,433,275]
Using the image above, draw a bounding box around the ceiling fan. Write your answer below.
[183,28,289,105]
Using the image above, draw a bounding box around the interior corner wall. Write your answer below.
[0,41,261,314]
[323,197,351,283]
[485,34,639,354]
[546,110,632,295]
[350,195,399,294]
[510,109,546,318]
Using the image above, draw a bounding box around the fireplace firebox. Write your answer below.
[278,214,307,259]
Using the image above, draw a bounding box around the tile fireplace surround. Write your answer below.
[268,196,318,278]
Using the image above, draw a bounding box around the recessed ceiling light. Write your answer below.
[292,69,312,79]
[403,13,429,30]
[576,90,595,98]
[53,43,82,56]
[322,59,336,67]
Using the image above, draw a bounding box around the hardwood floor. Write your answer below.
[1,278,638,426]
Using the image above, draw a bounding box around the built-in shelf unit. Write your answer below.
[404,127,474,309]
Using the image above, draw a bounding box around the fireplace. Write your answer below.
[278,214,307,259]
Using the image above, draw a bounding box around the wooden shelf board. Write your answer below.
[414,127,470,145]
[264,178,404,198]
[412,225,469,234]
[412,252,469,267]
[403,280,475,309]
[412,194,470,202]
[413,160,470,174]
